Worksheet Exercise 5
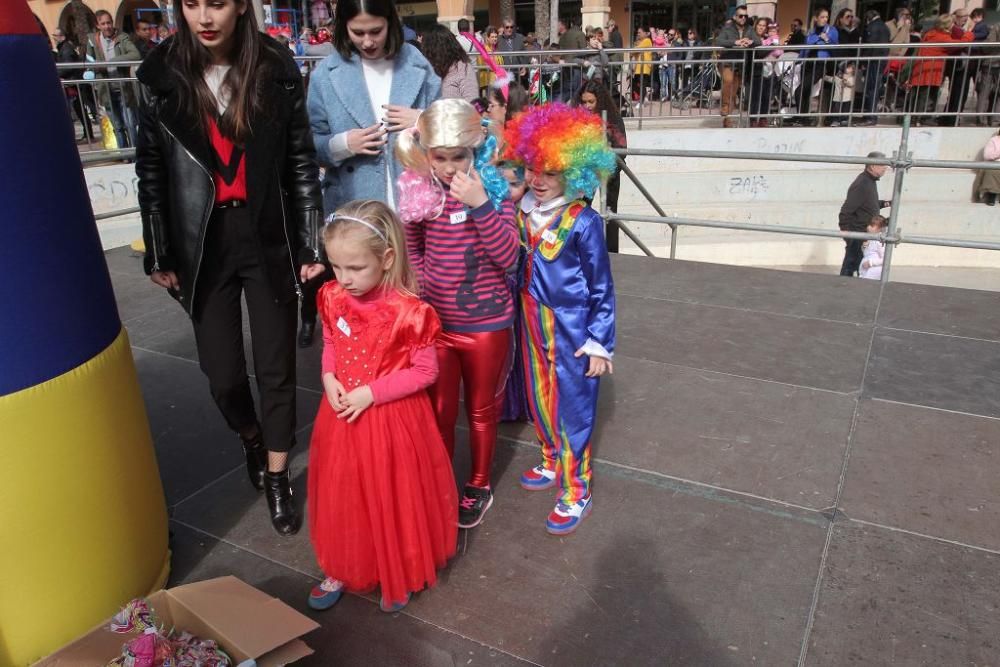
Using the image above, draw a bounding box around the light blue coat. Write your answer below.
[307,44,441,214]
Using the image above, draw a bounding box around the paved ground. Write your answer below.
[107,247,1000,666]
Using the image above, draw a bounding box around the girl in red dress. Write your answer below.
[306,199,458,613]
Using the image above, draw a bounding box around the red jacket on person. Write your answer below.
[908,26,974,87]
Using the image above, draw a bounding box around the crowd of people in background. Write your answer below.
[702,4,1000,127]
[44,2,1000,148]
[51,12,174,145]
[409,6,1000,130]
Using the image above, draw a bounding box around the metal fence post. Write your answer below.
[881,114,911,284]
[636,68,644,131]
[601,110,610,235]
[614,154,678,258]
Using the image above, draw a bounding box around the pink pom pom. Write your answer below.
[396,169,445,223]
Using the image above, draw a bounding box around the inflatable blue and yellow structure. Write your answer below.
[0,4,169,664]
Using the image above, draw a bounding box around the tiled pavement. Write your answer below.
[107,247,1000,666]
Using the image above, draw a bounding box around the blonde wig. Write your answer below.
[394,98,509,223]
[394,98,488,174]
[321,199,418,296]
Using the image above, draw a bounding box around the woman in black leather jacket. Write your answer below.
[135,0,323,536]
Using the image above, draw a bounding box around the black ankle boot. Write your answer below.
[298,320,316,348]
[241,431,267,492]
[264,469,301,536]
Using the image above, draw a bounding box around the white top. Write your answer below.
[523,193,569,234]
[860,240,884,280]
[100,34,115,57]
[204,65,232,114]
[824,72,856,104]
[361,56,394,119]
[984,135,1000,161]
[520,192,612,360]
[328,56,396,206]
[457,34,477,55]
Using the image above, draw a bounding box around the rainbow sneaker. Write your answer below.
[546,496,592,535]
[519,465,557,491]
[308,577,344,611]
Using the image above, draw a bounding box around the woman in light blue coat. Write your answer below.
[307,0,441,213]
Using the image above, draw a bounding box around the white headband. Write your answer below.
[327,214,387,242]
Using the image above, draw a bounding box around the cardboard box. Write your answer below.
[36,576,320,666]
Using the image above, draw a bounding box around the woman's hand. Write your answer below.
[151,270,179,290]
[324,375,347,410]
[382,104,422,132]
[575,347,614,377]
[300,263,325,282]
[346,123,386,155]
[337,385,374,423]
[450,170,488,209]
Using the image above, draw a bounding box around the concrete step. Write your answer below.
[618,169,979,208]
[613,222,1000,268]
[611,124,1000,268]
[628,126,996,173]
[614,200,1000,239]
[97,216,141,251]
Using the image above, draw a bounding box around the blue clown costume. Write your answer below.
[502,103,618,535]
[516,195,615,533]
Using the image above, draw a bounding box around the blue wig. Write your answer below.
[475,133,509,211]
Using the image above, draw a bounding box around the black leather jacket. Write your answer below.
[135,35,322,315]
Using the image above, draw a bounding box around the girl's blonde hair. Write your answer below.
[395,98,489,175]
[321,199,417,295]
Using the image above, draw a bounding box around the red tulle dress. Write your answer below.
[308,283,458,605]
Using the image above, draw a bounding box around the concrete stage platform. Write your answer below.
[106,247,1000,666]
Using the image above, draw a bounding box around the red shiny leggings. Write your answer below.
[428,328,512,489]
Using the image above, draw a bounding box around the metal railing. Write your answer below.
[58,41,1000,155]
[467,42,1000,129]
[68,54,1000,281]
[600,114,1000,283]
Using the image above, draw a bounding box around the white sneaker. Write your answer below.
[546,495,593,535]
[520,465,557,490]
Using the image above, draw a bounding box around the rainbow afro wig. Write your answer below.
[502,103,617,200]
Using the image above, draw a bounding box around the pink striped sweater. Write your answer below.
[404,194,519,332]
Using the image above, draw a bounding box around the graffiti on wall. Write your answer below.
[727,174,769,199]
[86,165,139,214]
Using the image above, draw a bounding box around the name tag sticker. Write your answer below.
[541,229,558,245]
[336,317,351,337]
[449,210,468,224]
